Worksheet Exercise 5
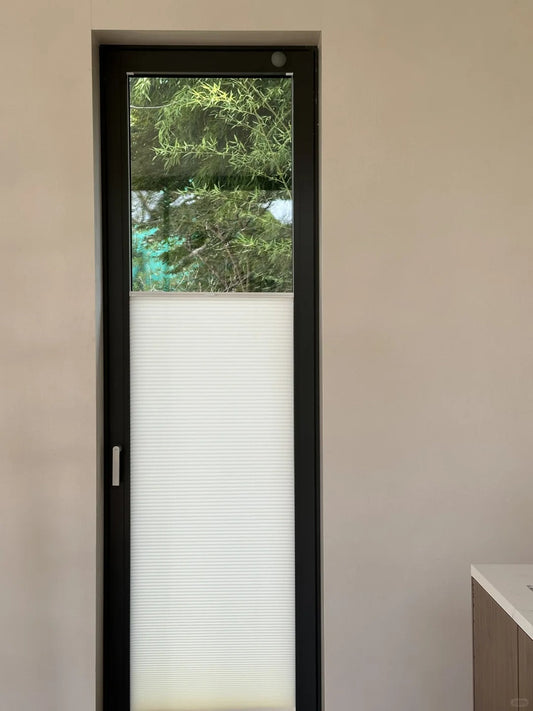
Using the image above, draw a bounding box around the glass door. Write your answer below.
[101,47,319,711]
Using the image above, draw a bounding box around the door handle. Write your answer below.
[112,445,121,487]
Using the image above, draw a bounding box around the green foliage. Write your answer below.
[129,77,292,292]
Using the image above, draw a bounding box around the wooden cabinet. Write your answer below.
[472,579,518,710]
[519,627,533,709]
[472,578,532,710]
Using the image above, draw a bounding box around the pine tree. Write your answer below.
[130,76,293,292]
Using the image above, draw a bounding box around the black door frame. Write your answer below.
[100,45,320,711]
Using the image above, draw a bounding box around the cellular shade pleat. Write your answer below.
[130,294,295,711]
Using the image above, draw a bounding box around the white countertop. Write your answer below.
[471,564,533,640]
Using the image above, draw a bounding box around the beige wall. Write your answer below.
[2,0,533,709]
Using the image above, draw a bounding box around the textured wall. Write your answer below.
[2,0,533,709]
[0,1,96,709]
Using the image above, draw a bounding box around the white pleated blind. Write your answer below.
[130,293,295,711]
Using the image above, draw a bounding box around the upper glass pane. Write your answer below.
[129,77,293,292]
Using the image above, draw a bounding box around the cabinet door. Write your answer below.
[518,627,533,708]
[472,579,518,711]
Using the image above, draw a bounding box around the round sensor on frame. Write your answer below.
[271,51,287,68]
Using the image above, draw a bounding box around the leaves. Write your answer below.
[129,77,293,292]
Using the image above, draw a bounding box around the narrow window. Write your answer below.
[101,46,319,711]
